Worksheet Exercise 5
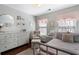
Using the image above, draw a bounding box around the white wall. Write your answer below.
[0,4,35,33]
[0,4,36,52]
[35,5,79,33]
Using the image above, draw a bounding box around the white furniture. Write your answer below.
[17,32,29,46]
[31,38,41,55]
[32,39,41,43]
[31,37,41,49]
[0,32,30,53]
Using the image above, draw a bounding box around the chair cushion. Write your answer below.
[40,35,53,43]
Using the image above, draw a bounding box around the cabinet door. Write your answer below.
[17,33,22,46]
[0,34,7,52]
[5,33,17,50]
[17,32,30,46]
[0,33,18,52]
[21,32,29,43]
[0,33,17,52]
[25,32,30,43]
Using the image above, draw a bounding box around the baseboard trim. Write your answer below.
[1,43,31,55]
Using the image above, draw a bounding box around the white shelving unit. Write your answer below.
[0,15,30,53]
[0,32,30,53]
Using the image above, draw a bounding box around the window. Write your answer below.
[57,18,76,32]
[38,19,47,35]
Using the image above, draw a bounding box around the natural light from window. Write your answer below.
[38,18,48,35]
[57,18,76,32]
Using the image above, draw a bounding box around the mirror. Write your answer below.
[0,14,14,32]
[0,14,14,27]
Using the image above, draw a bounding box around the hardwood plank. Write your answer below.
[1,43,31,55]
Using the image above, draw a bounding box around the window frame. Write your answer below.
[57,18,76,32]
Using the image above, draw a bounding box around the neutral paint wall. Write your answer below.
[0,4,35,33]
[35,12,57,34]
[35,5,79,34]
[0,4,36,51]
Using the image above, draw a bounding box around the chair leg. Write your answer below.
[56,49,58,55]
[0,53,1,55]
[33,43,35,55]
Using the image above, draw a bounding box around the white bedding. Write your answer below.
[40,39,79,55]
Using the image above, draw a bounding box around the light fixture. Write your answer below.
[48,8,51,11]
[32,4,41,7]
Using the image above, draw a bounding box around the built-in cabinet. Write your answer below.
[17,32,29,46]
[0,32,30,53]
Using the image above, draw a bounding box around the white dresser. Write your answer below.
[0,32,30,53]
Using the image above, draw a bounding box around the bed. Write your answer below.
[38,39,79,55]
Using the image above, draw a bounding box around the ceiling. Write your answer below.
[5,4,76,16]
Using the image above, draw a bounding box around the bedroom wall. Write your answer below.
[35,12,57,34]
[35,5,79,34]
[0,4,36,52]
[0,4,35,32]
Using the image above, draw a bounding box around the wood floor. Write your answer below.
[1,43,31,55]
